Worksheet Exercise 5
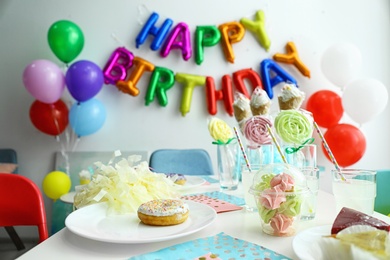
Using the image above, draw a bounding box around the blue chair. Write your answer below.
[375,169,390,215]
[149,149,214,175]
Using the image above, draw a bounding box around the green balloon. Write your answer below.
[48,20,84,64]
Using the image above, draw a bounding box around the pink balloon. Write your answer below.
[160,22,192,61]
[23,60,65,103]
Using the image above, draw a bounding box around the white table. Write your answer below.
[17,180,390,260]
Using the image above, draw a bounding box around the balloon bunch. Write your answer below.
[23,20,106,140]
[22,20,107,199]
[306,43,388,167]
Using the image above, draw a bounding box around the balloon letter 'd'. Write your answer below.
[260,59,297,99]
[195,26,221,65]
[205,75,234,116]
[240,10,271,51]
[233,68,263,98]
[145,67,175,107]
[218,22,245,63]
[160,22,192,61]
[176,73,206,116]
[273,42,310,78]
[103,47,134,85]
[116,57,155,96]
[135,12,173,51]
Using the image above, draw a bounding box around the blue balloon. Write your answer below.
[66,60,104,102]
[69,98,106,137]
[135,12,173,51]
[260,59,297,99]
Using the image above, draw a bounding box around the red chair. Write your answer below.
[0,174,49,249]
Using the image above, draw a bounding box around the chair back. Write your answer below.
[149,149,214,175]
[375,169,390,215]
[0,174,48,243]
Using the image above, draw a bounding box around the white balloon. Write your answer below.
[321,43,362,88]
[342,78,388,124]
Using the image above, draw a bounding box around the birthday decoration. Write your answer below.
[240,10,271,51]
[273,42,310,78]
[306,90,343,128]
[160,22,192,60]
[342,78,388,124]
[29,99,69,136]
[175,73,206,116]
[47,20,84,64]
[205,75,234,116]
[321,43,362,88]
[23,59,65,104]
[42,171,71,200]
[195,26,221,65]
[218,21,245,63]
[145,67,175,106]
[66,60,104,102]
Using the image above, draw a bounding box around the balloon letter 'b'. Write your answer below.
[145,67,175,106]
[116,57,155,96]
[260,59,297,99]
[103,47,134,85]
[232,68,263,98]
[195,26,221,65]
[175,73,206,116]
[135,12,173,51]
[240,10,270,51]
[218,22,245,63]
[160,22,192,61]
[205,75,234,116]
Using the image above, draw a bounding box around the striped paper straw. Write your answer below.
[233,127,252,172]
[266,124,287,164]
[313,122,346,181]
[313,122,340,171]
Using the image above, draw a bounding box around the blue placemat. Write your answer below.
[129,232,292,260]
[187,191,245,206]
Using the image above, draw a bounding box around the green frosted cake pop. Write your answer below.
[274,110,313,144]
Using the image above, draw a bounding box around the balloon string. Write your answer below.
[285,138,315,154]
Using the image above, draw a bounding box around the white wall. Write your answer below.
[1,0,389,238]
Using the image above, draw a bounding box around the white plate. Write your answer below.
[292,225,331,260]
[174,176,206,191]
[65,200,216,243]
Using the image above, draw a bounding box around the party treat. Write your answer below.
[274,110,313,144]
[208,117,234,144]
[137,199,189,226]
[251,171,304,236]
[250,87,271,116]
[243,115,272,148]
[166,173,187,185]
[78,170,91,185]
[278,83,305,110]
[319,226,390,259]
[232,92,252,129]
[331,207,390,235]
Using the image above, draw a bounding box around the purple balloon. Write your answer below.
[66,60,104,102]
[23,60,65,104]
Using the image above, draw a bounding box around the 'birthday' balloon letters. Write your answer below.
[102,11,310,116]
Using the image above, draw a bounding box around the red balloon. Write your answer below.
[29,99,69,136]
[306,90,343,128]
[322,124,366,167]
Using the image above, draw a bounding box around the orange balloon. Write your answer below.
[218,22,245,63]
[273,42,310,78]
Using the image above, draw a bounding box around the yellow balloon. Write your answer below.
[42,171,71,200]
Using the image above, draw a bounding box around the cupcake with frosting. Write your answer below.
[232,92,252,131]
[250,87,271,116]
[278,83,305,110]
